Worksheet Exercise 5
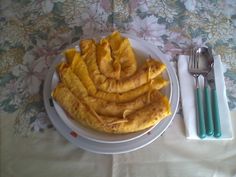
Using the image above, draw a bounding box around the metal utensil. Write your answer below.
[204,48,222,138]
[188,49,206,139]
[195,47,214,136]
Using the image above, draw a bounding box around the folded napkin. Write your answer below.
[178,55,233,140]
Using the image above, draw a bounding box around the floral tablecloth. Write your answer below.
[1,1,236,177]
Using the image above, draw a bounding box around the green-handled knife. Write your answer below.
[207,62,221,138]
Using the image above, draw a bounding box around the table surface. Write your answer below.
[1,1,236,177]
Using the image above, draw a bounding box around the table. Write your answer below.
[1,1,236,177]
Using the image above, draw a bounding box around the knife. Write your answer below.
[207,62,221,138]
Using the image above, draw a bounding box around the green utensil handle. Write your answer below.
[204,86,214,135]
[196,88,206,139]
[212,89,221,138]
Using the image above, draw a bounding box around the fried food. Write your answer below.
[80,39,166,93]
[57,62,167,117]
[63,53,168,103]
[52,32,171,134]
[52,83,171,133]
[96,38,120,80]
[97,31,137,80]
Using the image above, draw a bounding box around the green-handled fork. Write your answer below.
[188,49,206,139]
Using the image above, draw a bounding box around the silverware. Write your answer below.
[188,48,206,139]
[195,47,214,136]
[204,48,222,138]
[190,47,221,138]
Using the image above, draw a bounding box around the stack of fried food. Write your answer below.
[52,31,171,134]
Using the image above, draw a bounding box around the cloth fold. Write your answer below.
[177,55,233,140]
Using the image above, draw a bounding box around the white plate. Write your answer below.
[43,34,179,154]
[50,34,172,144]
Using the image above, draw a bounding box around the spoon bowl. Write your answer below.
[194,47,212,73]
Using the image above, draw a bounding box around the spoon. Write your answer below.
[194,47,214,136]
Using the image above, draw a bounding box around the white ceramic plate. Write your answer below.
[43,34,179,154]
[50,34,172,144]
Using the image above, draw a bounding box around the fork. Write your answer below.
[188,49,206,139]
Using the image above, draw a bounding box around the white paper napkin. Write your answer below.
[178,55,233,140]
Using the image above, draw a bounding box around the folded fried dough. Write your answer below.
[52,32,172,134]
[52,83,171,133]
[96,38,121,80]
[79,40,166,93]
[63,53,168,103]
[57,62,168,117]
[104,31,137,79]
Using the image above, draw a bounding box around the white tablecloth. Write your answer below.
[1,111,236,177]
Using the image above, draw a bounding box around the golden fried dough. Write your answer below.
[96,38,121,80]
[52,32,171,134]
[105,31,137,79]
[64,48,76,63]
[64,53,168,103]
[79,40,166,93]
[52,83,171,133]
[57,62,168,117]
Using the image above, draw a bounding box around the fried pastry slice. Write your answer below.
[52,83,171,133]
[79,40,166,93]
[105,31,137,79]
[64,48,76,62]
[96,38,121,80]
[57,63,168,117]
